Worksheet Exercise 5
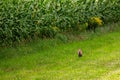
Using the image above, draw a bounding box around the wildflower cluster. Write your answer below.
[90,17,103,26]
[86,17,103,31]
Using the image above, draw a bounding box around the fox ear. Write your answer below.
[78,49,82,51]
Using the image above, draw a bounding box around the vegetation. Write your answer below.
[87,17,103,32]
[0,0,120,46]
[0,22,120,80]
[0,0,120,79]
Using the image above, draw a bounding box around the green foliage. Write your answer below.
[39,26,59,38]
[55,33,68,43]
[0,0,120,46]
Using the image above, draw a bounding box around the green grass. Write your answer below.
[0,23,120,80]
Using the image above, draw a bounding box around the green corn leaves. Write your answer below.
[0,0,120,46]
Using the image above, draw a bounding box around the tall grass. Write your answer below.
[0,0,120,46]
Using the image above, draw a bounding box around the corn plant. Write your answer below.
[0,0,120,46]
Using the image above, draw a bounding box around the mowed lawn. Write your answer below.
[0,30,120,80]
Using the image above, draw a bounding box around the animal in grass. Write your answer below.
[78,49,82,57]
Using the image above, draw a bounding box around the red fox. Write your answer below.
[78,49,82,57]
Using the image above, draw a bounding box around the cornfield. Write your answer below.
[0,0,120,46]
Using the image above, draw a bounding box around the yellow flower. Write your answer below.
[90,17,103,26]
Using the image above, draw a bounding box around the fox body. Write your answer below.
[78,49,82,57]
